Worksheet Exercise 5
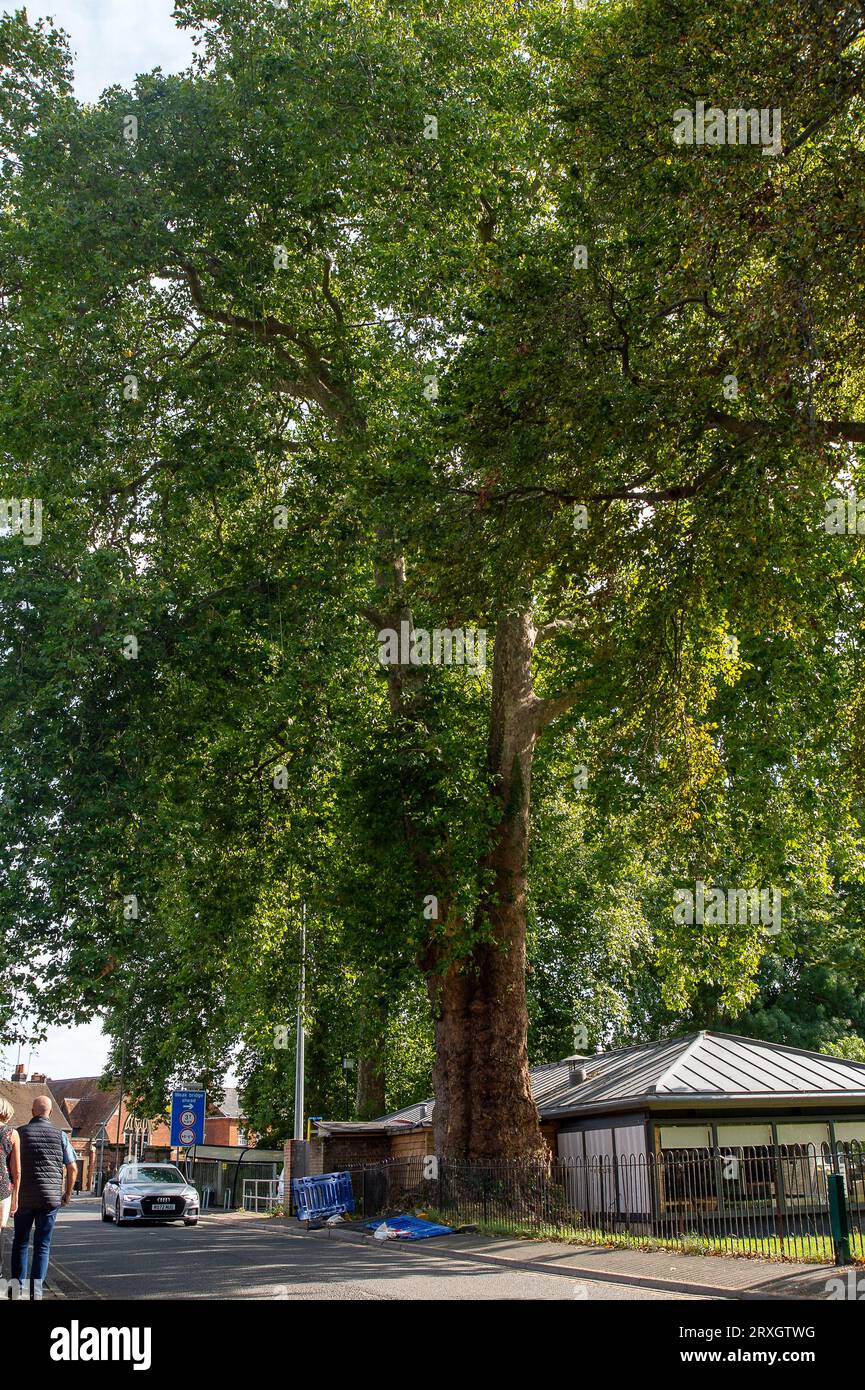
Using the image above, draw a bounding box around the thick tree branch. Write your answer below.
[450,451,735,510]
[320,255,344,325]
[708,411,865,444]
[535,618,577,644]
[359,604,387,629]
[170,255,359,427]
[820,420,865,443]
[453,408,865,518]
[533,683,587,731]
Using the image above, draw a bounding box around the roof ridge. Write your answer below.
[651,1032,706,1093]
[700,1031,865,1071]
[592,1031,701,1068]
[49,1076,117,1090]
[549,1032,701,1071]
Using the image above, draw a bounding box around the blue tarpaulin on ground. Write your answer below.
[367,1215,453,1240]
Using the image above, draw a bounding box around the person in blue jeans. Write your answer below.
[11,1096,77,1300]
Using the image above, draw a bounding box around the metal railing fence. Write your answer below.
[330,1143,864,1264]
[242,1178,282,1212]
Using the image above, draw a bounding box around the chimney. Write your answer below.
[12,1064,26,1083]
[563,1054,589,1086]
[30,1072,46,1084]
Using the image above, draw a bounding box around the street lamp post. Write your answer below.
[293,900,306,1142]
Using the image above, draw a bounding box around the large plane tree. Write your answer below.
[1,0,864,1157]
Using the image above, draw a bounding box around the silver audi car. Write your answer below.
[101,1162,200,1226]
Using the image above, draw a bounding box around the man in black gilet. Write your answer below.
[10,1096,77,1300]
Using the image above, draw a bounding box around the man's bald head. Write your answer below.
[32,1095,52,1118]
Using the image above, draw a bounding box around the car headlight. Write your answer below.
[124,1195,142,1205]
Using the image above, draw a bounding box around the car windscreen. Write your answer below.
[126,1167,186,1184]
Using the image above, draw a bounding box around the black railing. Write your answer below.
[343,1143,864,1264]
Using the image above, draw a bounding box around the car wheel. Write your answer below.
[101,1200,111,1222]
[115,1198,124,1226]
[184,1218,199,1226]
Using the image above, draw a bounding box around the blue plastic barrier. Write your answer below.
[291,1170,355,1222]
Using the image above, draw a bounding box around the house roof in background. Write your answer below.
[0,1079,72,1131]
[341,1032,865,1133]
[46,1078,244,1138]
[209,1087,241,1120]
[49,1077,121,1139]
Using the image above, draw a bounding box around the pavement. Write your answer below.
[24,1195,856,1301]
[308,1223,848,1301]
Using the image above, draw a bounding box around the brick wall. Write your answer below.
[205,1116,238,1146]
[282,1138,325,1192]
[322,1134,391,1170]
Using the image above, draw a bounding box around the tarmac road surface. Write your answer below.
[47,1197,712,1301]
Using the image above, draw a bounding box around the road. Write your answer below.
[48,1197,711,1301]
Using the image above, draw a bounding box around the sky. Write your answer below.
[26,0,197,103]
[2,1020,110,1083]
[7,2,194,1082]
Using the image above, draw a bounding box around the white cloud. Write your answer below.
[27,0,197,102]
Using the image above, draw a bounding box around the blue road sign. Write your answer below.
[170,1089,206,1148]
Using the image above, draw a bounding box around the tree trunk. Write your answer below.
[355,995,388,1119]
[365,547,576,1160]
[355,1054,387,1119]
[428,611,546,1161]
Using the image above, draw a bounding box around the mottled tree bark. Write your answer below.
[427,612,554,1160]
[365,551,579,1159]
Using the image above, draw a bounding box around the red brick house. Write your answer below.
[205,1088,245,1146]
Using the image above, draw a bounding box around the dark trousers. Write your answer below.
[11,1206,59,1289]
